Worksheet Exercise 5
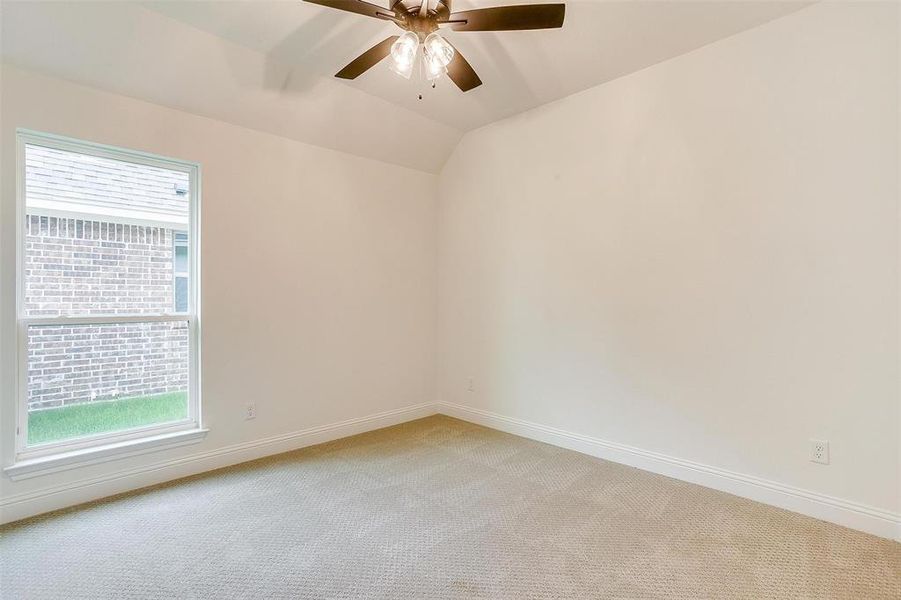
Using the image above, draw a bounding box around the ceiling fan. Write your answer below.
[303,0,565,92]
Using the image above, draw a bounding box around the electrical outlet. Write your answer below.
[809,439,829,464]
[245,403,256,420]
[467,377,475,392]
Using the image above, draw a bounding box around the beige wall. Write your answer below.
[0,65,438,513]
[437,1,899,515]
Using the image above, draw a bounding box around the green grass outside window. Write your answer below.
[27,391,188,446]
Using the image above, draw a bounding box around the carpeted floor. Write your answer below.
[1,415,899,599]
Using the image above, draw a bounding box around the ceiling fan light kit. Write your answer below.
[388,30,454,84]
[305,0,565,92]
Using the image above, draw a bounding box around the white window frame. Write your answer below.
[9,130,204,471]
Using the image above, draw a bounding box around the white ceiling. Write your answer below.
[1,1,810,172]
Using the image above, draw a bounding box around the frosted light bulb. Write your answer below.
[389,32,419,79]
[423,51,447,81]
[423,32,454,67]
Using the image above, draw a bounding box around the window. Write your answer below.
[12,130,202,469]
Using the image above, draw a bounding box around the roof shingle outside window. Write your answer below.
[25,145,189,230]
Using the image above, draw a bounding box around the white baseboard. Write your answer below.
[438,402,901,542]
[5,400,899,543]
[0,402,438,525]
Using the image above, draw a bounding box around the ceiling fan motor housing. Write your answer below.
[394,1,451,40]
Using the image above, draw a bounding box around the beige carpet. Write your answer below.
[1,415,899,599]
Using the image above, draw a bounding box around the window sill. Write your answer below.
[4,428,209,481]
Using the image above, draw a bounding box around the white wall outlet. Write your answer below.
[809,439,829,464]
[245,403,257,420]
[467,377,475,392]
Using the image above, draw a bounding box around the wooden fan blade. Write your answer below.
[336,36,399,79]
[445,4,564,31]
[445,42,482,92]
[304,0,394,20]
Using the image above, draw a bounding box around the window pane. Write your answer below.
[26,321,189,446]
[24,144,190,317]
[173,231,189,313]
[174,240,189,274]
[174,277,188,313]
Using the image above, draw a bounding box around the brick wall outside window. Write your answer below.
[25,215,188,410]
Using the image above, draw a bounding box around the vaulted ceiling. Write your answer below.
[1,1,809,172]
